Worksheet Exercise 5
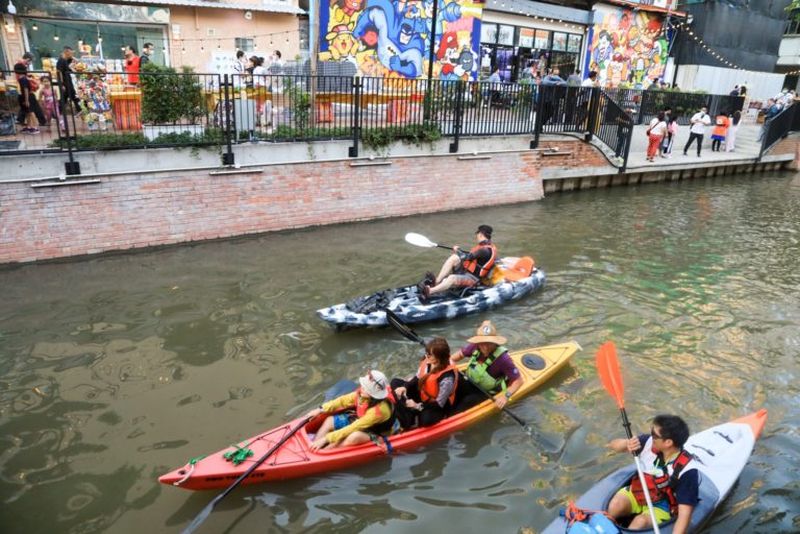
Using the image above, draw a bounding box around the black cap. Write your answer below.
[22,52,34,61]
[476,225,493,239]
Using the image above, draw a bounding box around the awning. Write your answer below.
[85,0,305,16]
[484,0,592,25]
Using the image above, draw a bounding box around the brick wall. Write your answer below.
[0,140,601,264]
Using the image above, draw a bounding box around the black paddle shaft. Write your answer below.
[384,310,528,428]
[619,407,642,457]
[182,416,311,534]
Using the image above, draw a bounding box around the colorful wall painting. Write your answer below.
[319,0,485,80]
[584,4,671,88]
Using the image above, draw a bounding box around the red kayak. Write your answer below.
[159,341,580,490]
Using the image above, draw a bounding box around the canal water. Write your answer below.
[1,172,798,533]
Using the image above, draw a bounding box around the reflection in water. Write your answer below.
[1,172,799,533]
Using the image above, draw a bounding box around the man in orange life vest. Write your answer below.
[419,225,498,301]
[606,414,699,533]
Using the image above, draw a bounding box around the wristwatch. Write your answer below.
[505,391,512,400]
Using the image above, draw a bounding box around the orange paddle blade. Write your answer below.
[596,341,625,409]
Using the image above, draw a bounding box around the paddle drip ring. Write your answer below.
[522,353,546,370]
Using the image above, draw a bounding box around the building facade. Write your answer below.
[1,0,304,73]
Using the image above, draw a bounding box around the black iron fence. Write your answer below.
[2,70,644,173]
[603,88,744,126]
[759,104,796,159]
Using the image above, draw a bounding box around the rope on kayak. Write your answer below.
[173,455,206,486]
[223,440,255,465]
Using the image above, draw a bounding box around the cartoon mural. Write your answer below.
[319,0,485,80]
[584,5,671,88]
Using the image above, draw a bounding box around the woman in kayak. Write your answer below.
[391,337,459,429]
[418,225,498,301]
[606,414,699,533]
[306,370,398,451]
[450,320,523,412]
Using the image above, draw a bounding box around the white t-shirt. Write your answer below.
[581,78,596,87]
[649,117,667,136]
[690,112,711,134]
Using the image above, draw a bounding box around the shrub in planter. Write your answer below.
[140,63,205,139]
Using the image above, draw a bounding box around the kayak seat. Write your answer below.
[500,256,535,282]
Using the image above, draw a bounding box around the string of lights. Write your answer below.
[669,19,743,71]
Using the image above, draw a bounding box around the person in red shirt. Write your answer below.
[124,46,140,85]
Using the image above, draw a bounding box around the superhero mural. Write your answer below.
[584,5,671,88]
[320,0,485,80]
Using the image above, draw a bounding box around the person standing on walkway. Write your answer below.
[661,114,678,158]
[13,63,39,134]
[646,111,667,162]
[15,52,46,128]
[726,110,741,152]
[124,46,141,86]
[683,106,710,157]
[56,46,81,116]
[757,98,781,142]
[139,42,154,67]
[710,110,730,152]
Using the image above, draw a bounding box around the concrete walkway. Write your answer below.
[623,122,764,171]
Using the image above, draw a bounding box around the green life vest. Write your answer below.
[466,346,508,394]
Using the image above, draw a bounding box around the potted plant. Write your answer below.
[140,63,205,141]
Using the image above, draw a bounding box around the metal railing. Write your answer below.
[603,88,744,126]
[759,104,796,159]
[2,70,639,174]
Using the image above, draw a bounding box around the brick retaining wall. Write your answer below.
[2,141,603,264]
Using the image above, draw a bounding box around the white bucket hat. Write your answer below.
[359,370,389,399]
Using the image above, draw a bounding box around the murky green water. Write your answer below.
[1,172,799,533]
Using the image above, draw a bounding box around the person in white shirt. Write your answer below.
[646,111,668,162]
[581,70,598,88]
[683,106,711,157]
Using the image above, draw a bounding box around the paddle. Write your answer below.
[405,232,455,251]
[181,380,354,534]
[596,341,661,534]
[384,309,529,430]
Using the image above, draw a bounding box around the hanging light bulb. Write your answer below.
[32,22,39,31]
[54,34,60,41]
[98,36,103,43]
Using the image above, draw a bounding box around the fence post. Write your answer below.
[530,84,543,149]
[619,115,633,173]
[57,71,81,176]
[449,80,464,153]
[222,74,235,165]
[585,87,600,142]
[349,77,362,158]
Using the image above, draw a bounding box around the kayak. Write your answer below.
[316,259,546,329]
[159,340,580,490]
[541,409,768,534]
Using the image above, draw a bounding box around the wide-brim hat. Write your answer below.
[359,370,389,399]
[467,320,507,345]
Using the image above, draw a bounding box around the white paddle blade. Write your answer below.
[405,232,438,248]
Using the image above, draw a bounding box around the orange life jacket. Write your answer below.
[462,241,498,279]
[416,360,459,406]
[354,387,397,434]
[630,449,694,514]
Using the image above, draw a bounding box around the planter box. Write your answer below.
[143,124,205,141]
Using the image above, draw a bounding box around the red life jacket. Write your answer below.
[462,241,498,279]
[630,449,694,514]
[354,387,397,434]
[417,359,459,406]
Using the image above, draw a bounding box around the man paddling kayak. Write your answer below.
[606,415,699,533]
[418,225,498,302]
[450,320,523,411]
[306,370,398,451]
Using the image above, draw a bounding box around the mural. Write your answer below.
[319,0,485,80]
[584,5,671,88]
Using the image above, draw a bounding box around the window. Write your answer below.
[552,32,568,51]
[235,37,254,52]
[481,23,498,44]
[786,15,800,35]
[519,28,534,48]
[497,25,514,46]
[567,34,582,53]
[534,30,549,50]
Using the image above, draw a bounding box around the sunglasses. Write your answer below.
[650,427,665,441]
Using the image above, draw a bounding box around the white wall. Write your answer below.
[675,64,786,102]
[778,35,800,66]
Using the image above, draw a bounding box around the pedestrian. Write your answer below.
[581,70,598,87]
[13,63,39,134]
[271,50,284,69]
[567,69,582,87]
[757,98,781,141]
[646,111,667,162]
[56,46,81,115]
[683,106,711,157]
[739,85,750,120]
[710,110,730,152]
[661,114,678,158]
[14,52,46,127]
[139,42,154,67]
[729,85,740,97]
[124,45,140,85]
[38,75,59,128]
[725,110,741,152]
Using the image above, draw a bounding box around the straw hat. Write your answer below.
[359,370,389,399]
[467,320,507,345]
